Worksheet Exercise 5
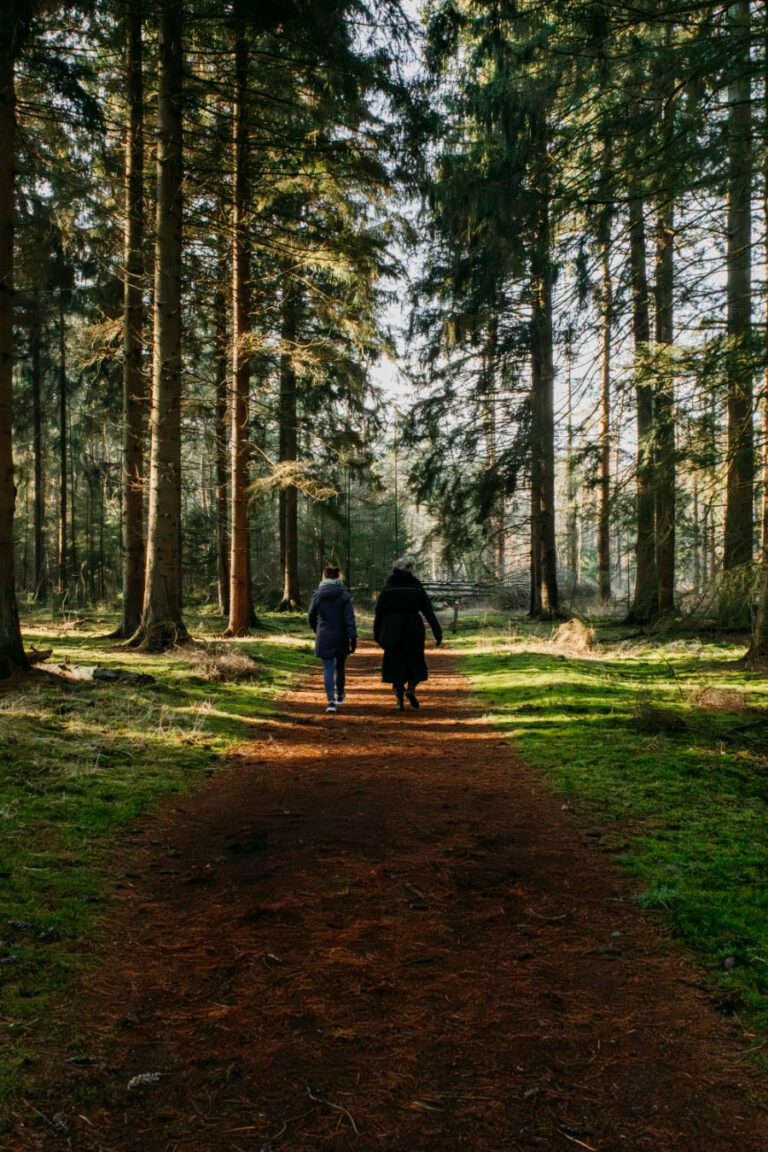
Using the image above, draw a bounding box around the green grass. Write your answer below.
[0,607,314,1097]
[453,613,768,1039]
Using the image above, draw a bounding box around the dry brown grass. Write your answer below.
[184,642,264,683]
[551,618,597,656]
[689,686,751,714]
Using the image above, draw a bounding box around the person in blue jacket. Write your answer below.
[307,565,357,713]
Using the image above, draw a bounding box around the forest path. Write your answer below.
[13,644,768,1151]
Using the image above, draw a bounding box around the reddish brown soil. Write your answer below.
[9,645,768,1151]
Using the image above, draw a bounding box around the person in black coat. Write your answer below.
[374,555,442,710]
[307,565,357,713]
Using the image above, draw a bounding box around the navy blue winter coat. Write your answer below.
[307,580,357,659]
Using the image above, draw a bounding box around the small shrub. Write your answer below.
[184,643,264,683]
[690,686,751,714]
[551,618,597,656]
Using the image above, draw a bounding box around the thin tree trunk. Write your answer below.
[747,48,768,665]
[723,0,754,586]
[118,1,146,637]
[597,223,612,604]
[58,295,68,594]
[0,34,26,674]
[278,283,301,610]
[31,293,46,600]
[627,187,658,623]
[134,0,187,649]
[226,26,254,635]
[69,413,78,593]
[529,361,542,618]
[530,187,558,619]
[693,473,701,594]
[214,244,229,617]
[655,197,675,614]
[482,316,502,581]
[565,349,578,580]
[749,368,768,662]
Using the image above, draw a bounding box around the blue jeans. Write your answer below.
[322,654,347,702]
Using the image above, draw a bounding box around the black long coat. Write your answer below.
[373,569,442,686]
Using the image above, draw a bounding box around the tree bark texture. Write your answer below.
[136,0,187,649]
[31,294,46,600]
[723,0,754,577]
[655,198,675,614]
[0,37,27,673]
[58,295,69,593]
[530,194,558,619]
[278,283,301,610]
[227,27,254,635]
[747,58,768,666]
[627,189,658,623]
[214,249,229,617]
[120,2,146,637]
[597,226,612,604]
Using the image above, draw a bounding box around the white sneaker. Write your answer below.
[326,702,337,713]
[336,693,346,705]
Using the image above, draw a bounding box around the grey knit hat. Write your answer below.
[392,554,417,572]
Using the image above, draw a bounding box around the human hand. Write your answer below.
[435,638,442,648]
[349,637,357,654]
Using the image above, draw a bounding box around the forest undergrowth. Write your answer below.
[0,608,314,1098]
[456,612,768,1045]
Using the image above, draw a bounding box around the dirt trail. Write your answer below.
[10,645,768,1151]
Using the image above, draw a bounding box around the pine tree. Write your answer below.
[134,0,188,649]
[0,5,32,675]
[118,0,146,638]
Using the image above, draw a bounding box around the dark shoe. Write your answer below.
[394,689,405,711]
[405,690,420,710]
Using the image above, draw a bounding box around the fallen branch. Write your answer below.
[558,1131,598,1151]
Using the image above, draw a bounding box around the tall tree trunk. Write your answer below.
[597,223,612,604]
[134,0,187,649]
[655,197,675,614]
[565,348,578,582]
[226,26,254,635]
[0,34,26,674]
[747,51,768,666]
[214,245,229,617]
[278,283,301,610]
[119,1,145,637]
[530,192,558,619]
[627,186,658,623]
[57,294,68,594]
[529,351,542,618]
[749,364,768,663]
[31,293,46,600]
[723,0,754,589]
[482,316,502,581]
